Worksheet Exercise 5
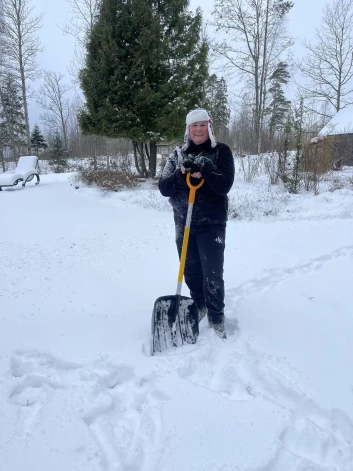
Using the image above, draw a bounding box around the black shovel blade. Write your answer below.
[150,295,199,355]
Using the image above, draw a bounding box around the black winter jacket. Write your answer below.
[158,140,235,227]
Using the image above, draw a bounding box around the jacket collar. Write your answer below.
[184,139,214,155]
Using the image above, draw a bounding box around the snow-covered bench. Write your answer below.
[0,156,40,191]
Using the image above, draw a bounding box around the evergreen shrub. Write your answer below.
[77,168,140,192]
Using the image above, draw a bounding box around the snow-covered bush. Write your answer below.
[73,153,141,191]
[76,168,140,192]
[329,177,346,192]
[132,190,171,211]
[263,152,280,184]
[328,175,353,192]
[228,185,289,220]
[236,155,263,183]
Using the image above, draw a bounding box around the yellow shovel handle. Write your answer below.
[177,173,204,284]
[186,172,204,203]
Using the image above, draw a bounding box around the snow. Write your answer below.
[1,169,353,471]
[319,106,353,136]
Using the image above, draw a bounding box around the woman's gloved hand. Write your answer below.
[194,156,213,172]
[180,158,202,179]
[182,159,200,173]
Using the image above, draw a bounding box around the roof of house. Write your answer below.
[319,107,353,136]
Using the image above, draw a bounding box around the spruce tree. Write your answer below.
[79,0,208,177]
[50,133,68,173]
[30,125,47,154]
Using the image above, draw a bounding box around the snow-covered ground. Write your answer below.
[1,170,353,471]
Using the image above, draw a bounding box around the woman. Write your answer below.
[158,108,235,338]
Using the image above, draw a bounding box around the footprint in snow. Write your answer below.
[81,369,169,471]
[177,338,255,402]
[8,350,76,435]
[8,374,63,435]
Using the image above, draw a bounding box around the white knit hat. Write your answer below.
[182,108,217,150]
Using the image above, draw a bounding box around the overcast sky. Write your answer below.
[29,0,325,126]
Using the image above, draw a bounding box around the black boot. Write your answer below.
[208,312,227,339]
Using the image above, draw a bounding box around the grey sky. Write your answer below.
[29,0,324,126]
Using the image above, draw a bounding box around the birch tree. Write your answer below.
[1,0,43,152]
[212,0,293,153]
[298,0,353,115]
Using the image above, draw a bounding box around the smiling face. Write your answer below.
[189,120,209,145]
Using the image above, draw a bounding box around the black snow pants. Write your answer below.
[175,223,226,325]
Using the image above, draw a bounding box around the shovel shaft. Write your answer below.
[176,205,192,287]
[176,174,204,292]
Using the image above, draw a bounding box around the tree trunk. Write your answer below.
[269,126,274,153]
[133,141,144,177]
[136,142,149,178]
[20,65,31,153]
[254,59,260,154]
[0,148,6,172]
[337,65,342,111]
[11,136,18,161]
[93,136,98,170]
[258,0,270,154]
[61,108,69,150]
[149,141,157,178]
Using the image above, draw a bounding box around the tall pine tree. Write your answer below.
[266,62,291,150]
[79,0,208,177]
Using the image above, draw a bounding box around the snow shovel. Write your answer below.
[151,173,204,355]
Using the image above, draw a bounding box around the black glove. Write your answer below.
[194,156,215,177]
[182,159,200,173]
[194,156,212,170]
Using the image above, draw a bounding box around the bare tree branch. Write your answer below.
[298,0,353,113]
[37,71,71,149]
[59,0,100,82]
